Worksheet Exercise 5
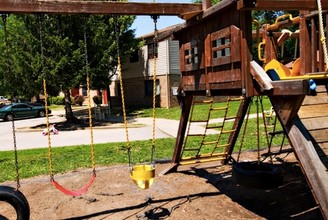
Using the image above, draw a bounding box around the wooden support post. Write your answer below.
[160,95,194,175]
[239,10,253,97]
[287,118,328,219]
[237,0,328,10]
[172,95,193,164]
[202,0,212,10]
[270,95,305,126]
[300,10,312,75]
[159,95,193,176]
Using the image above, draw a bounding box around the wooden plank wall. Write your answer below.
[298,84,328,165]
[175,1,249,95]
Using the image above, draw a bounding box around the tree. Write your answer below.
[1,13,139,121]
[0,15,40,100]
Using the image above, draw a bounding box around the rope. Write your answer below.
[256,97,260,163]
[236,98,252,162]
[259,97,271,163]
[317,0,328,71]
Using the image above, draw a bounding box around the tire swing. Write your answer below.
[0,14,30,220]
[232,97,283,189]
[42,15,96,196]
[0,186,30,220]
[115,15,158,189]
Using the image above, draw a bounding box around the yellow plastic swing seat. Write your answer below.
[130,164,155,190]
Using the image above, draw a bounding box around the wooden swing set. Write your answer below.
[1,0,328,219]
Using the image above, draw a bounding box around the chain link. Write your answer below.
[113,15,132,168]
[11,118,20,189]
[116,14,159,168]
[151,15,159,165]
[2,14,21,189]
[43,79,54,179]
[84,18,96,174]
[38,14,55,180]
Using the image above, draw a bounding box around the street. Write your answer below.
[0,114,180,151]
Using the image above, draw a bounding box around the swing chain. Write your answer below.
[150,15,159,166]
[38,14,55,180]
[43,79,54,180]
[114,15,132,168]
[12,119,20,189]
[2,13,20,189]
[83,16,96,174]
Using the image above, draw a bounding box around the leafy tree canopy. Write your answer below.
[0,13,139,120]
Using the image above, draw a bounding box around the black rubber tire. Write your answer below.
[5,114,14,121]
[0,186,30,220]
[232,162,283,189]
[38,110,45,117]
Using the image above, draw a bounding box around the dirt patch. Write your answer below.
[0,149,323,220]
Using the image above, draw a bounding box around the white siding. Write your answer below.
[147,40,168,77]
[122,40,180,79]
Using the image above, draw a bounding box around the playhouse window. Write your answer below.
[212,37,231,58]
[185,47,198,64]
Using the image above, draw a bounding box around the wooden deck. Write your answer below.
[298,85,328,168]
[285,84,328,217]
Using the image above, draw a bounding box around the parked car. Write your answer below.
[0,103,51,121]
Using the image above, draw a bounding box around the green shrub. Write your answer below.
[92,95,102,106]
[49,96,65,105]
[73,95,85,106]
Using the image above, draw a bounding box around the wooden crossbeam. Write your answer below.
[0,0,202,15]
[238,0,328,10]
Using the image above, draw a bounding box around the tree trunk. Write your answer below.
[64,89,75,122]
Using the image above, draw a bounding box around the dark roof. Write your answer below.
[138,22,185,43]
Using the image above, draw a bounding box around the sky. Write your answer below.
[130,0,193,37]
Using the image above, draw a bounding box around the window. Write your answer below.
[184,47,198,64]
[145,79,160,96]
[212,37,231,58]
[82,86,88,96]
[130,49,139,63]
[148,43,158,59]
[182,40,200,71]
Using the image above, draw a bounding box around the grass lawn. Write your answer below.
[0,96,287,182]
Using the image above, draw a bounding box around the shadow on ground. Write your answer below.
[187,161,323,220]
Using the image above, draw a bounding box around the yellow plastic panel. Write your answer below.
[265,59,292,78]
[130,164,155,190]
